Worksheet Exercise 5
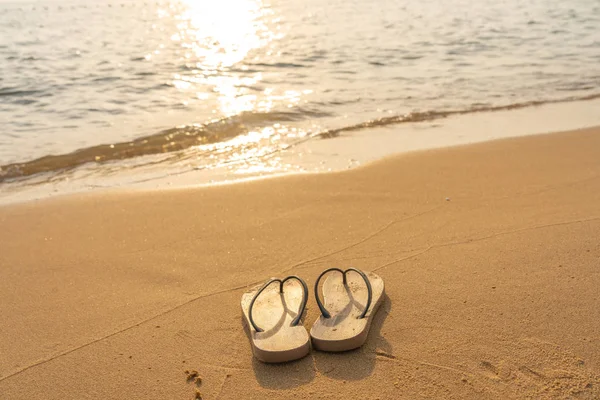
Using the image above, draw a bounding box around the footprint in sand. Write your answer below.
[475,339,600,398]
[479,360,513,381]
[184,370,203,399]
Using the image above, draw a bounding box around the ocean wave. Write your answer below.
[318,93,600,139]
[1,93,600,183]
[0,88,43,97]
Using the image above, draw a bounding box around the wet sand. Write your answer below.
[1,127,600,399]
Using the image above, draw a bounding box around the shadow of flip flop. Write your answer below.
[312,293,392,381]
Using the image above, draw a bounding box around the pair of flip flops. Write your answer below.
[241,268,385,363]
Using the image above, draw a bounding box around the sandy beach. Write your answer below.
[1,126,600,399]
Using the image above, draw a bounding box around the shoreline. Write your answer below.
[1,126,600,398]
[2,97,600,206]
[3,92,600,181]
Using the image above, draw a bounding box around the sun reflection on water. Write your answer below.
[172,0,272,116]
[179,0,269,69]
[159,0,311,175]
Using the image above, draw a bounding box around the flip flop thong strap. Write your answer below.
[248,275,309,333]
[314,268,373,319]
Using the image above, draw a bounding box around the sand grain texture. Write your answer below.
[1,127,600,399]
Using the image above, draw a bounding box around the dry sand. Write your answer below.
[1,127,600,399]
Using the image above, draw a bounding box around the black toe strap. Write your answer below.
[314,268,373,319]
[248,275,309,333]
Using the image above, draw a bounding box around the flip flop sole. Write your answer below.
[310,270,385,352]
[241,281,310,363]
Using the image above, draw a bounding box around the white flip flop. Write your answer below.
[241,276,310,363]
[310,268,385,352]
